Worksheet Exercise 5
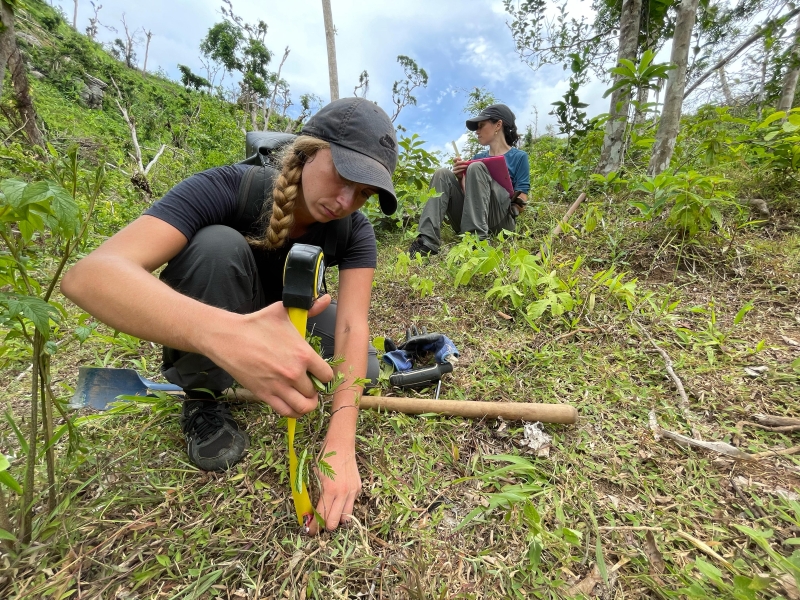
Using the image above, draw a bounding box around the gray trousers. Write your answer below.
[417,162,516,252]
[159,225,379,397]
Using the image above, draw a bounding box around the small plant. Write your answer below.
[630,170,732,238]
[0,147,105,546]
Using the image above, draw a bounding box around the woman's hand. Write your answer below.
[452,159,469,177]
[202,295,334,418]
[308,436,361,534]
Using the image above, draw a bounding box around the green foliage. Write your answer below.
[603,50,674,102]
[363,134,440,229]
[630,170,734,238]
[391,55,429,124]
[550,53,590,149]
[445,234,644,330]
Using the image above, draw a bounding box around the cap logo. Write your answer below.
[379,134,396,151]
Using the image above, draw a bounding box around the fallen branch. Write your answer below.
[652,410,799,462]
[598,525,663,531]
[754,414,800,428]
[738,421,800,433]
[534,192,587,260]
[658,426,756,461]
[751,445,800,459]
[636,321,698,439]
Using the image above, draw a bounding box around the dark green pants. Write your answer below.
[159,225,379,396]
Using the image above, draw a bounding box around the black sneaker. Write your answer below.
[180,400,249,471]
[408,237,438,257]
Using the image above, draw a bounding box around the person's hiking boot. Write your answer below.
[408,237,438,257]
[180,400,249,471]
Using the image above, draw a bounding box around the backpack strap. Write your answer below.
[233,164,352,263]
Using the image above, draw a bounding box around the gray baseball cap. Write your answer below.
[466,104,516,131]
[302,98,398,215]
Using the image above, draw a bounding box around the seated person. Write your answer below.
[408,104,530,256]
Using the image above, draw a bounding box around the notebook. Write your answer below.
[460,155,515,197]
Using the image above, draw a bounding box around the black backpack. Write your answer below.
[231,132,351,261]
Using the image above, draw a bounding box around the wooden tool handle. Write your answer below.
[359,396,577,423]
[229,390,577,424]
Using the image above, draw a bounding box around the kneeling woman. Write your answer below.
[61,98,398,533]
[409,103,530,256]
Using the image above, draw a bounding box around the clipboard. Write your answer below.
[461,155,514,197]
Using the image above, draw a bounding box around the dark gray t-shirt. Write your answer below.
[145,164,377,304]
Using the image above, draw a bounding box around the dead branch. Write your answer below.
[751,445,800,459]
[534,192,587,260]
[264,46,290,129]
[636,321,698,439]
[143,144,166,176]
[754,414,800,427]
[738,421,800,433]
[110,77,144,173]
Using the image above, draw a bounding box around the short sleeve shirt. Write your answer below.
[144,164,377,304]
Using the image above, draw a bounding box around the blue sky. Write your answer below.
[49,0,616,155]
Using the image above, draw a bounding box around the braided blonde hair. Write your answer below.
[249,136,331,250]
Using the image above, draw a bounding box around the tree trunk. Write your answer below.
[647,0,700,176]
[596,0,642,175]
[757,45,769,120]
[321,0,339,101]
[1,1,44,148]
[778,15,800,113]
[0,0,13,99]
[143,30,152,73]
[718,65,734,105]
[265,46,290,130]
[633,84,649,125]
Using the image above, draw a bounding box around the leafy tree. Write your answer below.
[178,64,211,91]
[200,1,273,129]
[391,55,428,123]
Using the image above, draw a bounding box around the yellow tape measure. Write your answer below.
[283,244,325,529]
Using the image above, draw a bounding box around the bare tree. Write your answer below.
[264,46,290,130]
[0,0,44,147]
[110,13,142,69]
[648,0,700,176]
[111,78,167,196]
[86,2,102,41]
[321,0,339,101]
[142,29,152,73]
[778,14,800,113]
[595,0,642,176]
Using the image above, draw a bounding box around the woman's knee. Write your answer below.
[466,161,489,175]
[430,168,458,188]
[161,225,261,311]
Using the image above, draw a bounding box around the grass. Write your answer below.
[1,199,799,599]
